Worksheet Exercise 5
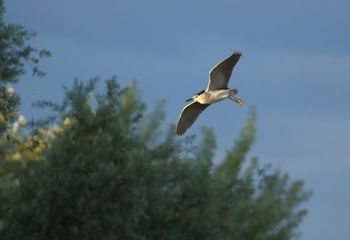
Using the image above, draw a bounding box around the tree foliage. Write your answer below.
[0,77,311,240]
[0,0,50,136]
[0,0,50,232]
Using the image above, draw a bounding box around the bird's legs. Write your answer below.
[229,96,245,106]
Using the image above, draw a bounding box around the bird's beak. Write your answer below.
[230,97,245,106]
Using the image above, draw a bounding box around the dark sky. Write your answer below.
[6,0,350,239]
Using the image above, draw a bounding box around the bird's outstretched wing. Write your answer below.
[176,101,210,135]
[206,51,241,91]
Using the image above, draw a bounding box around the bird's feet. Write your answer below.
[232,97,245,106]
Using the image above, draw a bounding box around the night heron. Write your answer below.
[176,51,244,136]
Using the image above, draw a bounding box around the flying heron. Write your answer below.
[176,51,244,136]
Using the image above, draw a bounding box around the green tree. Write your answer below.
[1,77,311,240]
[0,0,50,141]
[0,0,50,233]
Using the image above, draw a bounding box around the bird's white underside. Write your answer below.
[195,89,236,104]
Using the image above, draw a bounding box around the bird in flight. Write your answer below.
[176,51,244,136]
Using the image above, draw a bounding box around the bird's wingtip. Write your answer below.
[233,50,242,56]
[175,129,184,136]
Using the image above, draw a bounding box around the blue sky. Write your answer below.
[6,0,350,239]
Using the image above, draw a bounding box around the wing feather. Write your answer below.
[206,51,241,91]
[176,101,210,135]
